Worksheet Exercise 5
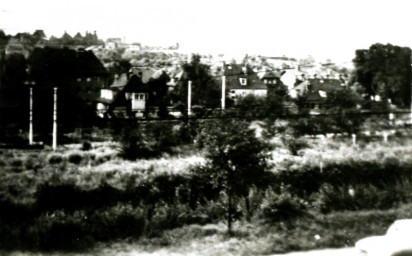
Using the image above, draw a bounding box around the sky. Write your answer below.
[1,0,412,65]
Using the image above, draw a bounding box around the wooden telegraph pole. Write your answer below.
[52,87,57,151]
[221,75,226,110]
[29,87,33,145]
[187,80,192,116]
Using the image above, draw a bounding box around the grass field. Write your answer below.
[1,136,412,255]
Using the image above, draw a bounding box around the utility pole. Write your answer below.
[187,80,192,116]
[410,81,412,125]
[29,87,33,145]
[52,87,57,151]
[221,75,226,110]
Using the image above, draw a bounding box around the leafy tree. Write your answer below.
[353,43,411,106]
[291,89,364,136]
[113,119,179,160]
[195,119,272,233]
[171,54,220,113]
[325,89,364,135]
[147,71,170,118]
[27,47,108,134]
[235,94,267,119]
[0,53,28,140]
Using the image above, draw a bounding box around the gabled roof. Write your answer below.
[130,67,155,83]
[110,73,129,89]
[294,80,310,92]
[308,78,344,92]
[261,70,284,79]
[123,75,151,93]
[223,64,267,90]
[306,90,328,102]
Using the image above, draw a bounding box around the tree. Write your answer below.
[147,71,170,118]
[290,89,364,136]
[0,53,28,140]
[325,89,364,135]
[171,54,220,113]
[195,119,272,233]
[353,43,411,106]
[27,47,108,134]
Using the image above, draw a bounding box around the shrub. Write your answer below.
[24,156,36,170]
[28,210,92,251]
[48,154,63,164]
[282,136,309,155]
[68,152,83,165]
[313,182,411,213]
[88,204,146,241]
[261,188,308,223]
[82,141,92,151]
[7,158,24,172]
[10,158,23,167]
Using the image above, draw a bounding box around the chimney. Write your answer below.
[242,66,247,74]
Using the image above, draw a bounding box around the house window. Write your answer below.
[87,77,91,82]
[138,93,146,100]
[264,79,268,84]
[239,78,247,86]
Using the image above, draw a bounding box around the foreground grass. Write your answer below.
[2,138,412,255]
[6,203,412,256]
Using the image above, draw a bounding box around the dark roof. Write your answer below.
[307,78,343,92]
[130,67,155,83]
[306,91,328,102]
[223,64,267,90]
[75,50,108,77]
[123,75,151,93]
[261,70,284,79]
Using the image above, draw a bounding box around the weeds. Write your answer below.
[1,138,412,252]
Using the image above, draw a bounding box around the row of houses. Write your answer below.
[96,61,349,118]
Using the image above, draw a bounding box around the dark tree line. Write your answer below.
[0,46,108,142]
[353,43,411,107]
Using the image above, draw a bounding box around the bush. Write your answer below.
[313,182,411,213]
[88,204,146,241]
[28,210,92,251]
[82,141,92,151]
[68,152,83,165]
[261,188,308,223]
[282,136,309,155]
[48,154,63,164]
[10,158,23,167]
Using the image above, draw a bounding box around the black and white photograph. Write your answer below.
[1,0,412,255]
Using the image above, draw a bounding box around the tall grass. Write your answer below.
[1,138,412,252]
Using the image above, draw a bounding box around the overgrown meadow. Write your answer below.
[1,123,412,255]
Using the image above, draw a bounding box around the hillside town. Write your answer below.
[1,27,412,256]
[1,30,397,129]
